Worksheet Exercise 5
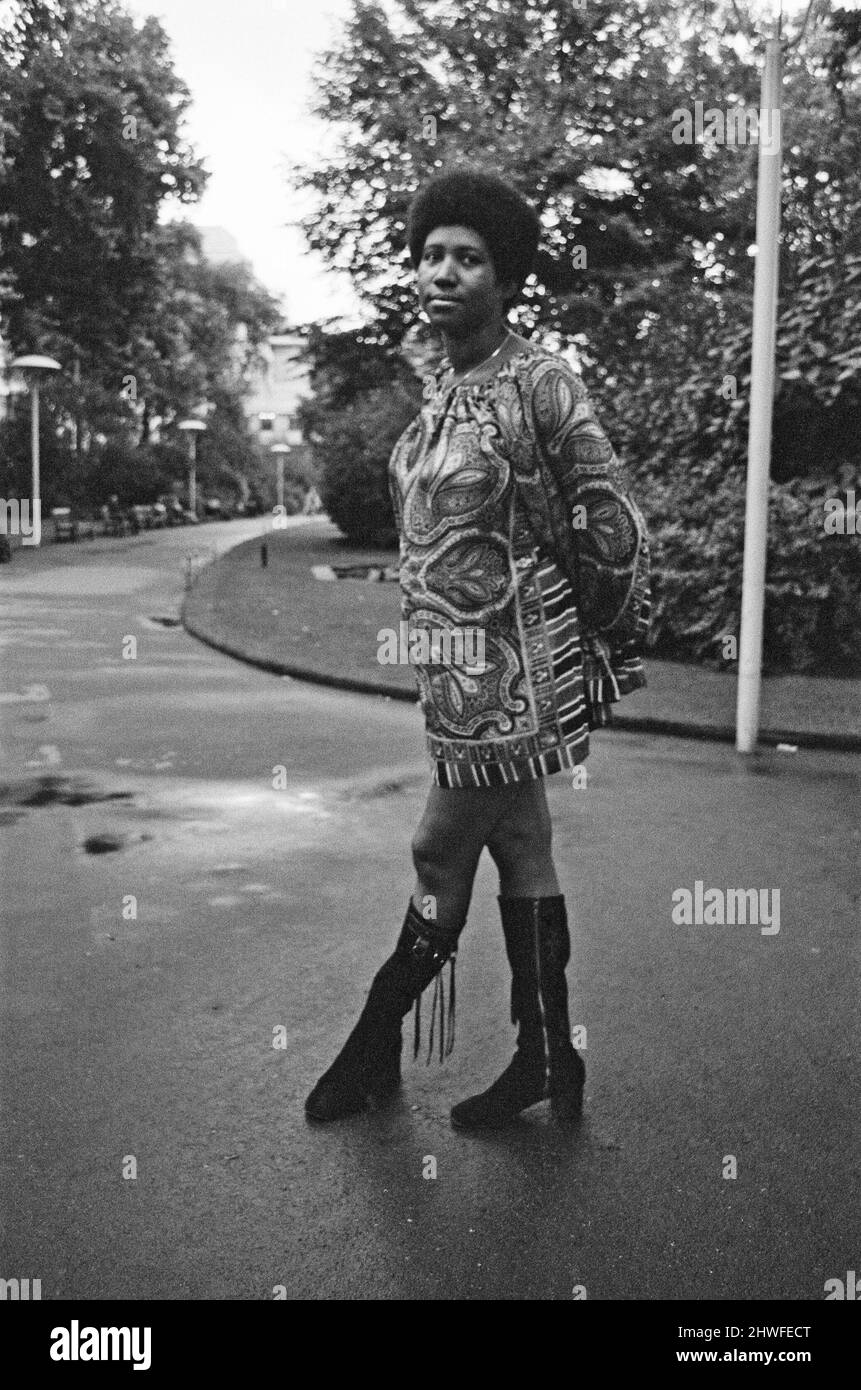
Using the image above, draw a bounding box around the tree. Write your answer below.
[0,0,210,456]
[0,0,207,362]
[133,226,282,442]
[289,1,861,456]
[293,321,423,539]
[290,0,861,669]
[291,1,765,345]
[0,0,282,508]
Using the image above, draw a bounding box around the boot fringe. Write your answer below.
[412,952,457,1064]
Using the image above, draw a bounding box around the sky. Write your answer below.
[124,0,363,326]
[122,0,850,328]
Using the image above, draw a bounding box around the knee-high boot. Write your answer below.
[450,894,585,1129]
[305,900,461,1122]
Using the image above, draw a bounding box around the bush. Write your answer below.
[641,466,861,674]
[69,440,177,509]
[0,411,71,506]
[590,227,861,675]
[315,379,422,543]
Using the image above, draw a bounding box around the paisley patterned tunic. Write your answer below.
[388,338,651,788]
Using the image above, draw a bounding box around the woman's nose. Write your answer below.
[432,258,458,285]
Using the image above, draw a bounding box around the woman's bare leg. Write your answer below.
[450,778,585,1129]
[409,781,529,934]
[306,779,559,1122]
[484,780,561,898]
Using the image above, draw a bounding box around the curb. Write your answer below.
[181,600,861,756]
[182,601,421,701]
[606,712,861,753]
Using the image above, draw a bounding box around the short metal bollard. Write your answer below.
[261,541,268,568]
[184,545,216,591]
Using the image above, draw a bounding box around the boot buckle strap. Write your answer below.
[411,936,446,968]
[404,918,451,968]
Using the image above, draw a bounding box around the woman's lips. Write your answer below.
[427,296,461,306]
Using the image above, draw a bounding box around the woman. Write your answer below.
[305,168,650,1129]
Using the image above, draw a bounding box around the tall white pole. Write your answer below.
[188,435,197,516]
[31,381,41,542]
[277,454,285,512]
[736,32,783,753]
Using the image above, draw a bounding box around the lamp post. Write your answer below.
[733,0,815,752]
[177,419,206,518]
[10,354,62,545]
[270,443,290,512]
[735,22,783,753]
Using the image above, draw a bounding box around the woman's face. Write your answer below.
[418,224,514,337]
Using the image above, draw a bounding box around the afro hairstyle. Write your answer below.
[406,168,540,311]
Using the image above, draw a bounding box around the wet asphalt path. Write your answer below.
[1,520,858,1300]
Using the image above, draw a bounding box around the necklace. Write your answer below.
[444,330,512,390]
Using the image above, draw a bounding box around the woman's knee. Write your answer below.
[410,825,438,883]
[411,822,470,888]
[486,799,553,870]
[410,785,501,883]
[411,805,489,888]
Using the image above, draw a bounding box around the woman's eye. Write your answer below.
[423,250,480,264]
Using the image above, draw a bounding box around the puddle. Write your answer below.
[352,778,411,798]
[83,833,126,854]
[2,773,342,871]
[82,830,153,855]
[0,774,134,809]
[342,771,426,801]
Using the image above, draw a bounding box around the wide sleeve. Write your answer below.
[513,353,651,715]
[387,461,403,539]
[387,425,409,543]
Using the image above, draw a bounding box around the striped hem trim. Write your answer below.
[432,733,589,788]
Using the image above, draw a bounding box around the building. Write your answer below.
[198,226,251,270]
[197,227,309,441]
[244,331,311,447]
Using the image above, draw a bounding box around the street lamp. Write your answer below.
[270,428,304,514]
[10,354,62,543]
[270,443,290,512]
[177,419,206,517]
